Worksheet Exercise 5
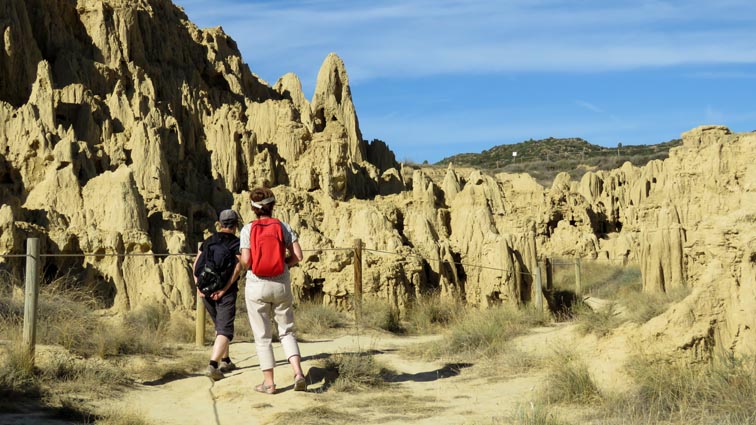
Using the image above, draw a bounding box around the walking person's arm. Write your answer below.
[286,241,303,267]
[240,248,251,270]
[192,251,205,298]
[210,256,243,301]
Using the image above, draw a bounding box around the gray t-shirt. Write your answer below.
[240,219,298,281]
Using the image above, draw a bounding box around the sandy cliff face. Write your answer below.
[1,0,754,359]
[0,0,399,311]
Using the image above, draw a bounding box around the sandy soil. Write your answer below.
[103,328,573,425]
[1,323,627,424]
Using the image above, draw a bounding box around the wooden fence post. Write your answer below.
[353,239,363,323]
[22,238,40,360]
[574,257,582,296]
[195,242,205,347]
[534,263,544,312]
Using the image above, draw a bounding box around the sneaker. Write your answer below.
[219,360,236,373]
[205,365,224,381]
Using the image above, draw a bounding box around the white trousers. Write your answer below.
[245,278,301,370]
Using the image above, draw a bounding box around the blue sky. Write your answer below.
[175,0,756,163]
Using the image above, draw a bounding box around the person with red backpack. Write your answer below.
[193,209,243,381]
[240,187,306,394]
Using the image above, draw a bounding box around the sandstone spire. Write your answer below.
[311,53,366,163]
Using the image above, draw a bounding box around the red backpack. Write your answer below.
[250,218,286,277]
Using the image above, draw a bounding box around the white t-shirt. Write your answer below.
[240,219,298,281]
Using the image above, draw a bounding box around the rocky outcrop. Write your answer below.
[0,0,403,312]
[1,0,754,362]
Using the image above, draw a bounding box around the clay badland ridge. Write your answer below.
[0,0,755,365]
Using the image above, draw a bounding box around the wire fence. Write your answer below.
[4,236,641,361]
[0,247,521,274]
[0,245,638,286]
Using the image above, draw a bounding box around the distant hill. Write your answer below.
[433,137,682,185]
[437,137,682,168]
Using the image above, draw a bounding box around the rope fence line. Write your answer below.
[0,253,198,259]
[9,236,637,363]
[0,248,634,273]
[363,248,526,274]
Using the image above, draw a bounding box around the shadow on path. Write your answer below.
[384,363,473,383]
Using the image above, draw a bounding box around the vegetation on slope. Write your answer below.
[433,137,683,185]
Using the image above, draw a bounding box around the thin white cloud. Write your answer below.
[176,0,756,88]
[575,100,604,114]
[686,71,756,79]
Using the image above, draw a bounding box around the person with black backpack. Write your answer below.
[240,187,306,394]
[192,209,242,381]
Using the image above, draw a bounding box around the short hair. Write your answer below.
[250,187,275,217]
[219,221,237,230]
[218,209,240,229]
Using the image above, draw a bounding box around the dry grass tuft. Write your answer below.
[266,405,357,425]
[511,403,567,425]
[478,346,541,380]
[129,351,206,384]
[358,299,404,333]
[604,354,756,424]
[38,352,131,396]
[96,407,153,425]
[0,344,40,405]
[0,280,185,358]
[295,301,348,335]
[404,294,461,334]
[165,312,196,344]
[351,393,441,420]
[569,262,691,337]
[621,286,690,324]
[322,352,392,392]
[574,302,622,337]
[412,305,547,360]
[541,350,602,405]
[550,260,641,296]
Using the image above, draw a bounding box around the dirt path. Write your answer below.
[108,326,584,425]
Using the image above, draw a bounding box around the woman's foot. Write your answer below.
[255,382,276,395]
[294,374,307,391]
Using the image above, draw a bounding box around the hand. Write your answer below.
[197,289,205,298]
[210,289,225,301]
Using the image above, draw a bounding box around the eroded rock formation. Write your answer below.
[1,0,754,361]
[0,0,400,311]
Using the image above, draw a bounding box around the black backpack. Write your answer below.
[195,234,237,297]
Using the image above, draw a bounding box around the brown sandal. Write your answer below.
[255,382,276,395]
